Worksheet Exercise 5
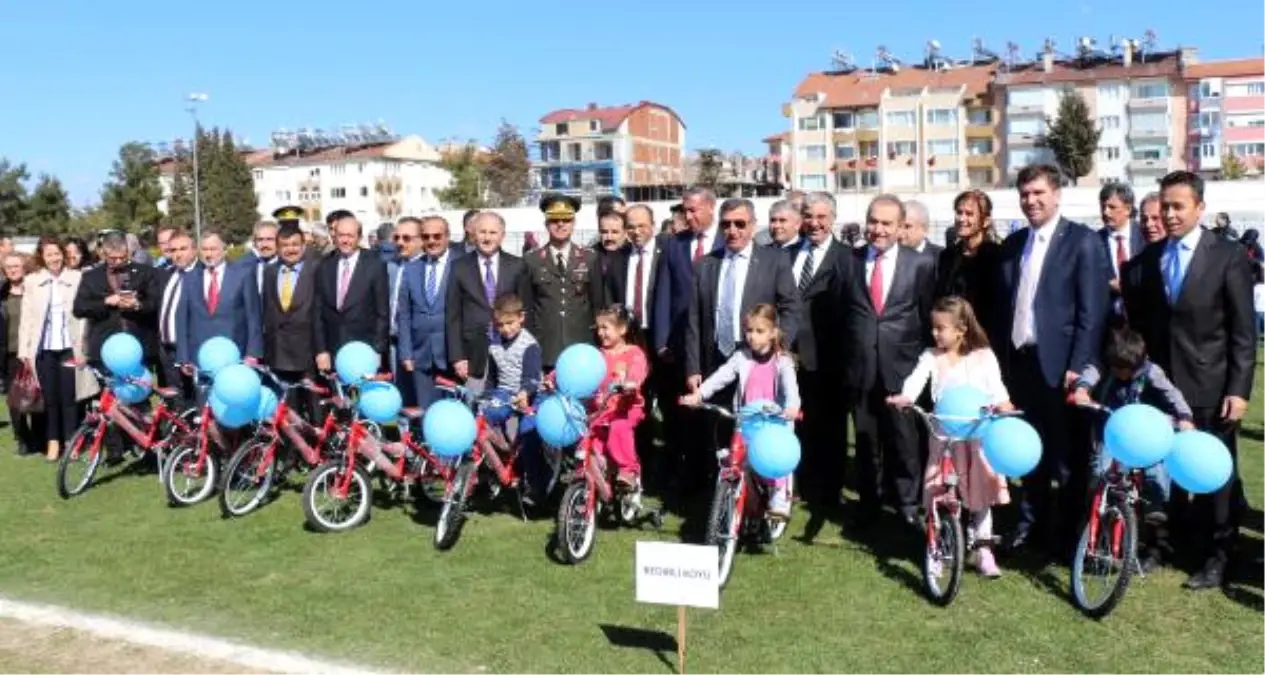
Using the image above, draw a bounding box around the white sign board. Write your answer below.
[635,541,720,610]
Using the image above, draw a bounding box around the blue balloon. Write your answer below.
[359,382,403,424]
[934,385,992,439]
[110,371,152,405]
[212,364,262,412]
[534,394,587,448]
[211,393,255,429]
[1165,430,1232,494]
[255,387,279,422]
[554,344,607,399]
[197,337,242,376]
[335,341,379,385]
[982,416,1043,478]
[101,333,144,378]
[738,399,789,438]
[1104,404,1175,469]
[422,399,477,458]
[747,424,801,479]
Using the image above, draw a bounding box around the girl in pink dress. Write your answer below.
[888,296,1012,578]
[591,305,649,491]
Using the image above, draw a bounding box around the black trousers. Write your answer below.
[797,369,848,515]
[852,382,920,510]
[1008,347,1086,546]
[6,352,40,453]
[273,369,318,426]
[35,348,78,445]
[156,344,196,411]
[1188,406,1245,564]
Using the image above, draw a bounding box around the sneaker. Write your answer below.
[976,547,1002,578]
[615,470,639,491]
[767,487,791,520]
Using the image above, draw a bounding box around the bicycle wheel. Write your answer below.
[415,457,449,506]
[302,461,372,533]
[1071,490,1137,618]
[922,502,965,606]
[56,424,103,500]
[556,481,597,564]
[164,443,220,507]
[434,460,475,551]
[706,477,742,589]
[219,438,277,518]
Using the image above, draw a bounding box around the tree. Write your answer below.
[213,130,260,243]
[1220,151,1247,180]
[0,158,30,236]
[694,148,726,193]
[1037,89,1101,184]
[67,205,114,238]
[437,143,487,209]
[164,142,195,233]
[482,121,532,207]
[24,175,71,235]
[101,142,164,232]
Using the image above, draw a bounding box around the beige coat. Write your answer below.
[17,268,100,401]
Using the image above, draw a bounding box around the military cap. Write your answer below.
[272,205,304,224]
[539,193,581,221]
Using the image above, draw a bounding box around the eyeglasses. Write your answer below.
[392,234,413,243]
[720,219,749,230]
[419,233,445,241]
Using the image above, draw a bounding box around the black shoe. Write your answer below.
[1003,529,1032,555]
[798,512,826,544]
[1137,552,1162,575]
[899,505,920,529]
[1183,559,1226,591]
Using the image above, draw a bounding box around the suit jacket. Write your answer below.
[262,253,322,373]
[397,252,458,370]
[652,229,726,354]
[919,241,945,259]
[994,218,1111,388]
[72,262,161,363]
[175,262,264,365]
[240,251,278,294]
[18,269,98,399]
[832,245,936,391]
[524,244,603,366]
[1097,222,1146,268]
[685,244,801,378]
[606,235,666,328]
[445,251,531,379]
[1121,231,1256,408]
[313,250,390,357]
[785,239,848,373]
[595,242,633,308]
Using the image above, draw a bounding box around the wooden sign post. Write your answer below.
[634,541,719,675]
[677,605,687,674]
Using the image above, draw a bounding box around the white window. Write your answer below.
[799,174,827,190]
[331,187,347,198]
[798,115,825,131]
[360,186,369,197]
[1131,143,1168,161]
[1230,142,1265,156]
[1197,112,1221,128]
[1133,82,1169,99]
[926,139,959,156]
[859,141,880,158]
[967,139,993,155]
[1198,81,1218,98]
[929,169,960,186]
[555,123,568,135]
[1009,117,1045,135]
[357,163,365,173]
[800,144,827,160]
[967,168,993,186]
[967,108,992,125]
[835,144,856,159]
[860,170,880,188]
[857,110,880,128]
[1227,82,1265,96]
[886,141,917,156]
[589,120,600,132]
[1008,88,1045,107]
[885,110,916,127]
[837,172,857,190]
[1201,143,1217,158]
[252,170,263,180]
[1097,83,1126,102]
[331,165,346,176]
[1009,148,1039,167]
[309,168,320,177]
[1099,146,1121,161]
[1129,111,1168,132]
[832,111,855,129]
[1100,116,1121,130]
[925,108,958,125]
[1227,112,1265,127]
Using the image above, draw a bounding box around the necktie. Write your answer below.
[693,234,705,262]
[1114,234,1127,275]
[425,257,438,305]
[1165,241,1186,303]
[207,266,220,314]
[161,272,182,344]
[280,266,294,311]
[1011,235,1041,348]
[868,252,885,315]
[337,259,352,310]
[632,247,645,326]
[554,251,566,275]
[717,254,737,356]
[798,246,816,293]
[483,258,498,343]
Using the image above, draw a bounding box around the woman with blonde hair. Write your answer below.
[18,236,98,461]
[934,189,1003,336]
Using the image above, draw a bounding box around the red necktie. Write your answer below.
[869,253,885,315]
[207,267,220,314]
[692,235,705,262]
[1114,234,1127,275]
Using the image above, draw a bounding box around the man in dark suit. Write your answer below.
[900,199,943,259]
[73,232,161,368]
[995,164,1111,555]
[241,219,279,294]
[1097,183,1145,322]
[262,224,322,417]
[1121,170,1255,590]
[524,193,603,369]
[153,231,198,406]
[833,195,936,527]
[787,193,851,532]
[594,209,631,307]
[397,216,460,408]
[446,211,531,388]
[685,197,800,390]
[386,217,424,406]
[313,211,390,373]
[175,231,264,374]
[757,198,803,250]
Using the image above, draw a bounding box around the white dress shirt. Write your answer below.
[1011,214,1060,348]
[864,244,899,308]
[42,273,72,351]
[716,242,753,343]
[1107,224,1133,278]
[548,243,572,269]
[255,256,275,292]
[161,264,197,344]
[692,226,719,257]
[792,238,831,283]
[624,242,655,328]
[202,261,228,302]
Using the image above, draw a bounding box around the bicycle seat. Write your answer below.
[154,387,181,400]
[400,407,423,420]
[436,376,459,388]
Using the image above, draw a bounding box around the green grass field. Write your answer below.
[0,364,1261,674]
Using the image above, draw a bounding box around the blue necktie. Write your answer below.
[716,254,737,355]
[425,257,438,305]
[1164,241,1185,303]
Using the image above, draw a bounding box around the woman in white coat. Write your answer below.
[18,236,98,461]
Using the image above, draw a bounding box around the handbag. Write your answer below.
[8,360,43,414]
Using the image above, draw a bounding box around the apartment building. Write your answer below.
[993,44,1198,186]
[787,60,1001,194]
[1186,58,1265,175]
[535,101,685,203]
[762,132,790,187]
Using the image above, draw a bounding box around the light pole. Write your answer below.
[186,92,209,242]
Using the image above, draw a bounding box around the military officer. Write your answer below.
[523,193,603,369]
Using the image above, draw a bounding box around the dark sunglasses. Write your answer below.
[720,219,749,230]
[419,233,445,241]
[393,234,414,243]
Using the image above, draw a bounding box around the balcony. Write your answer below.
[1127,127,1169,141]
[1128,157,1170,173]
[1127,97,1169,112]
[1007,133,1040,147]
[1006,103,1045,116]
[966,153,996,168]
[854,128,880,142]
[965,123,996,139]
[832,127,858,140]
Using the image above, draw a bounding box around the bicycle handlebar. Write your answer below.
[681,399,800,422]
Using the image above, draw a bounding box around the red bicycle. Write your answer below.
[554,386,664,565]
[55,361,197,500]
[218,367,345,518]
[160,364,238,507]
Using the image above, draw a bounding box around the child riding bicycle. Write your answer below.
[590,304,649,492]
[482,294,546,500]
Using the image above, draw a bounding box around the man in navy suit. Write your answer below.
[313,211,391,372]
[241,220,279,294]
[994,164,1112,556]
[397,216,460,409]
[1097,183,1145,323]
[175,230,264,375]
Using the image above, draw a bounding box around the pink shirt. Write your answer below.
[743,356,778,404]
[597,345,648,413]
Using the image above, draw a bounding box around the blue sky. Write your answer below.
[2,0,1262,205]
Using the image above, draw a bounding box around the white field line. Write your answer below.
[0,595,392,674]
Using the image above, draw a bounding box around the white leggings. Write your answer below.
[971,508,993,542]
